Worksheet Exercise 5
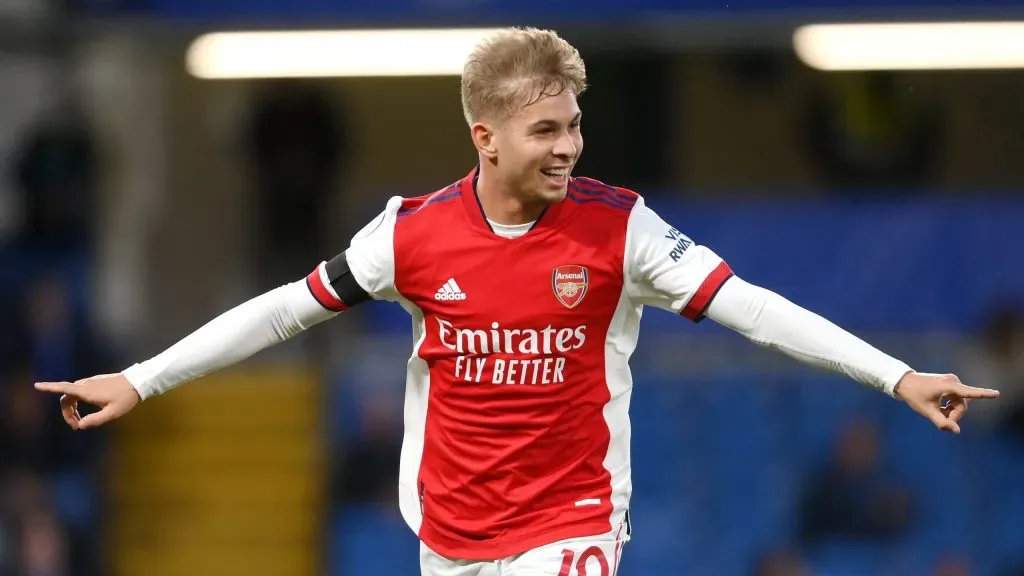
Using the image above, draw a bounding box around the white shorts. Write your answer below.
[419,523,630,576]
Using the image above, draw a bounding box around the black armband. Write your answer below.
[306,251,371,311]
[325,252,371,306]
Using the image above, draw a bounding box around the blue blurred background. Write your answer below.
[1,1,1023,575]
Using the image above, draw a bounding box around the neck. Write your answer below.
[476,162,546,225]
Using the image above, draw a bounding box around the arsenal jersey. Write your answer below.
[307,167,732,560]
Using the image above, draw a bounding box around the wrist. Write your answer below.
[121,364,153,401]
[892,369,915,400]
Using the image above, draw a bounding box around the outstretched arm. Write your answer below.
[131,276,339,399]
[34,272,340,429]
[705,276,999,433]
[705,276,910,395]
[625,196,999,434]
[35,196,404,430]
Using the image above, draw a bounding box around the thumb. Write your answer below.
[925,407,960,434]
[77,406,118,430]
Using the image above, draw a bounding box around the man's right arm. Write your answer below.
[123,277,339,400]
[35,196,403,428]
[127,195,402,399]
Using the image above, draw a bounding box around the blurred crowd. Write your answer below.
[0,114,115,576]
[1,78,1023,576]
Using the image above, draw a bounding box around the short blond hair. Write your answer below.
[461,27,587,126]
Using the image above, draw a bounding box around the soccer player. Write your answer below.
[36,27,998,576]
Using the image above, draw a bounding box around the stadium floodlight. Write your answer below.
[794,21,1024,70]
[186,28,501,79]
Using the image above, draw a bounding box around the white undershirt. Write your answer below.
[487,219,534,239]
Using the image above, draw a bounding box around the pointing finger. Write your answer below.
[953,385,1000,399]
[34,382,76,395]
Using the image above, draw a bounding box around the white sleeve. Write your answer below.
[343,195,401,302]
[122,197,403,401]
[706,276,913,396]
[624,197,733,321]
[122,280,337,400]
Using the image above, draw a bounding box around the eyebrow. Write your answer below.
[529,112,583,128]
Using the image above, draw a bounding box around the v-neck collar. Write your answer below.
[459,166,568,238]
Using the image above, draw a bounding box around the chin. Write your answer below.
[537,185,568,204]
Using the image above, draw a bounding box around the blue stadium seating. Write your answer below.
[329,504,421,575]
[328,367,1024,576]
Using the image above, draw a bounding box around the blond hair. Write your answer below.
[461,27,587,126]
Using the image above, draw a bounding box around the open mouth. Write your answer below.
[540,167,570,186]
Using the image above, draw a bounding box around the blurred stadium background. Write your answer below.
[2,0,1024,575]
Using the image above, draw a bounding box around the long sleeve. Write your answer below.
[623,196,911,396]
[705,276,912,396]
[122,195,404,400]
[122,279,337,400]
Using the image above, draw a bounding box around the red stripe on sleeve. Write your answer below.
[681,261,733,322]
[306,265,348,312]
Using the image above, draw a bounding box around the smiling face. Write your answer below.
[461,28,588,212]
[472,90,582,207]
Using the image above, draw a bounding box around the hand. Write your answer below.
[34,373,141,430]
[894,372,999,434]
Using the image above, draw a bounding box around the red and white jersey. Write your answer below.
[308,167,732,560]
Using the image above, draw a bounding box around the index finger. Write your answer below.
[954,385,1000,399]
[34,382,76,395]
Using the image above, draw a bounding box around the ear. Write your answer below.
[470,121,498,160]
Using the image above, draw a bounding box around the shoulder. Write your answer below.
[567,176,641,215]
[396,179,464,223]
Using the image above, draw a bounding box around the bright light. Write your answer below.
[186,28,501,79]
[794,22,1024,71]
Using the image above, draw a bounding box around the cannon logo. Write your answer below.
[552,265,589,309]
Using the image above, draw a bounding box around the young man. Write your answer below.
[36,27,997,576]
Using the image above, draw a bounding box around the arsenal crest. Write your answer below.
[552,265,589,309]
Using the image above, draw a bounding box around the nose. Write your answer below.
[553,129,577,160]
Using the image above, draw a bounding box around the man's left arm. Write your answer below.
[624,198,999,434]
[706,277,911,396]
[704,277,999,433]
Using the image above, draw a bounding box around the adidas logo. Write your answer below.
[434,278,467,301]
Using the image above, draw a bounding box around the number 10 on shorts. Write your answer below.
[558,546,610,576]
